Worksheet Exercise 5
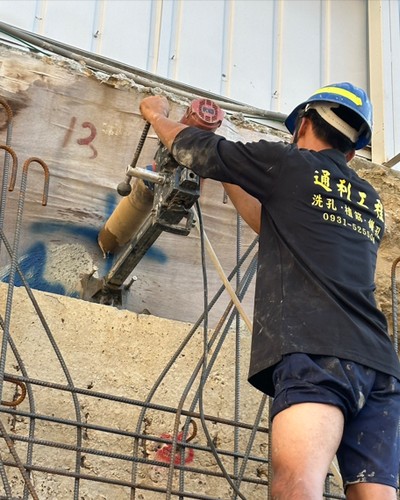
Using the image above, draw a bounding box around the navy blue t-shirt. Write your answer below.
[172,127,400,396]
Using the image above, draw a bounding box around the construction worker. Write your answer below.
[139,82,400,500]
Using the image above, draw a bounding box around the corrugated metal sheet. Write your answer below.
[0,0,399,163]
[383,0,400,163]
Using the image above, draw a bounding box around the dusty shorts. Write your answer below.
[271,353,400,490]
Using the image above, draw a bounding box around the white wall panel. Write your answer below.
[37,0,98,49]
[0,0,372,113]
[98,0,154,69]
[153,0,175,75]
[0,0,38,30]
[387,0,400,163]
[224,1,276,110]
[368,0,400,165]
[326,0,368,87]
[274,0,323,112]
[165,0,227,92]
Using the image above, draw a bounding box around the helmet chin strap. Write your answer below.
[305,103,359,143]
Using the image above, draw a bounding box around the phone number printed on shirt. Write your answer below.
[312,169,384,243]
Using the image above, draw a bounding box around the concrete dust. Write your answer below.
[44,243,94,294]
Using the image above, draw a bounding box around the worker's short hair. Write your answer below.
[295,107,360,154]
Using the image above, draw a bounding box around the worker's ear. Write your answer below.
[295,117,309,142]
[292,116,308,144]
[345,150,355,162]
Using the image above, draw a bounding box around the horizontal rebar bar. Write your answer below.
[0,407,268,466]
[3,373,268,434]
[0,459,268,492]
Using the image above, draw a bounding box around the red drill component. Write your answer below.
[180,98,224,132]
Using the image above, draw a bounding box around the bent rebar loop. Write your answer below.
[1,375,26,407]
[11,156,50,264]
[0,98,13,145]
[0,100,15,226]
[20,157,50,207]
[391,256,400,353]
[0,145,18,243]
[0,99,13,121]
[0,144,18,193]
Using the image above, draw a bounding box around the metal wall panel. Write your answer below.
[96,0,154,69]
[162,0,227,91]
[38,0,98,49]
[223,1,276,110]
[0,0,398,161]
[0,0,38,29]
[386,0,400,163]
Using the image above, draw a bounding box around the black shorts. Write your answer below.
[271,353,400,490]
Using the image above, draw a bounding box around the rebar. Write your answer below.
[130,236,259,498]
[391,256,400,353]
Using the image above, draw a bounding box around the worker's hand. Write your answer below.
[140,95,170,125]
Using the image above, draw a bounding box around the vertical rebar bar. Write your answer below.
[233,214,242,498]
[391,257,400,353]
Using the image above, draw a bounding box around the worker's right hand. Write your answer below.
[140,95,170,125]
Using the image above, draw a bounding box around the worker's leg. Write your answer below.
[336,373,400,500]
[346,483,397,500]
[271,402,344,500]
[269,353,352,499]
[271,353,400,500]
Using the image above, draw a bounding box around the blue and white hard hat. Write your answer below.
[285,82,373,149]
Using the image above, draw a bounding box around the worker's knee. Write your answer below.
[346,482,398,500]
[270,468,323,500]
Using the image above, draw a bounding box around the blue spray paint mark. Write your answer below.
[30,221,100,243]
[1,241,66,295]
[144,246,168,264]
[1,189,169,297]
[105,192,117,219]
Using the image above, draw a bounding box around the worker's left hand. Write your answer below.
[140,95,170,124]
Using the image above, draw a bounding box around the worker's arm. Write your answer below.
[141,96,262,234]
[140,95,187,151]
[222,183,261,234]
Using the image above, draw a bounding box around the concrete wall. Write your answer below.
[0,283,270,499]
